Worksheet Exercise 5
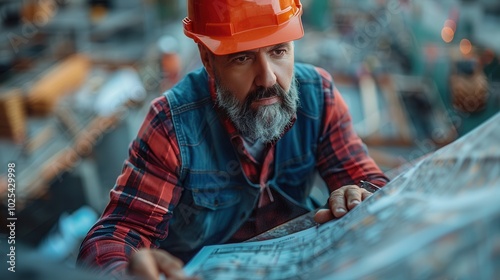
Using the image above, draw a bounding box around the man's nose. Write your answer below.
[254,56,277,88]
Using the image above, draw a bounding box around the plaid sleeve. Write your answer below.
[77,96,183,277]
[315,67,389,191]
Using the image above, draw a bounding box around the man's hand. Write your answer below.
[314,185,372,224]
[129,249,197,280]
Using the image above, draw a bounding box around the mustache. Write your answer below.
[245,84,287,104]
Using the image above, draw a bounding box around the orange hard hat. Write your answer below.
[183,0,304,55]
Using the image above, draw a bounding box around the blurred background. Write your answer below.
[0,0,499,275]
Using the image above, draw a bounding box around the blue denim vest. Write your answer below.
[160,63,324,261]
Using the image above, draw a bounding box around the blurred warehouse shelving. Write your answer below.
[0,1,189,259]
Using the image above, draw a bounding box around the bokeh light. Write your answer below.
[444,19,457,31]
[441,26,455,43]
[460,39,472,55]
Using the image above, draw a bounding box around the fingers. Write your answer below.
[129,249,161,280]
[362,190,372,201]
[129,249,193,280]
[151,249,186,279]
[313,208,334,224]
[329,189,349,218]
[345,187,362,210]
[315,185,374,224]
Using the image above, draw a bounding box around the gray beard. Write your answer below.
[214,76,299,143]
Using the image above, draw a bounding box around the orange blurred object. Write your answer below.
[444,19,456,31]
[161,53,181,91]
[21,0,57,23]
[26,54,91,116]
[158,36,181,91]
[0,90,26,143]
[459,39,472,55]
[441,27,454,43]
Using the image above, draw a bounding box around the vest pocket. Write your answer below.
[275,155,316,203]
[191,186,242,210]
[166,186,243,250]
[277,154,316,186]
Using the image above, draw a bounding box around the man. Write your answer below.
[77,0,389,279]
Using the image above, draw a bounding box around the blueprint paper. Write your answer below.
[184,112,500,280]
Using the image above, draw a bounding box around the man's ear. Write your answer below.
[198,44,215,78]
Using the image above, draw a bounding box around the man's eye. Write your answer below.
[273,49,287,56]
[233,56,250,63]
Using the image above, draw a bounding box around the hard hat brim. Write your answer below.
[185,14,304,56]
